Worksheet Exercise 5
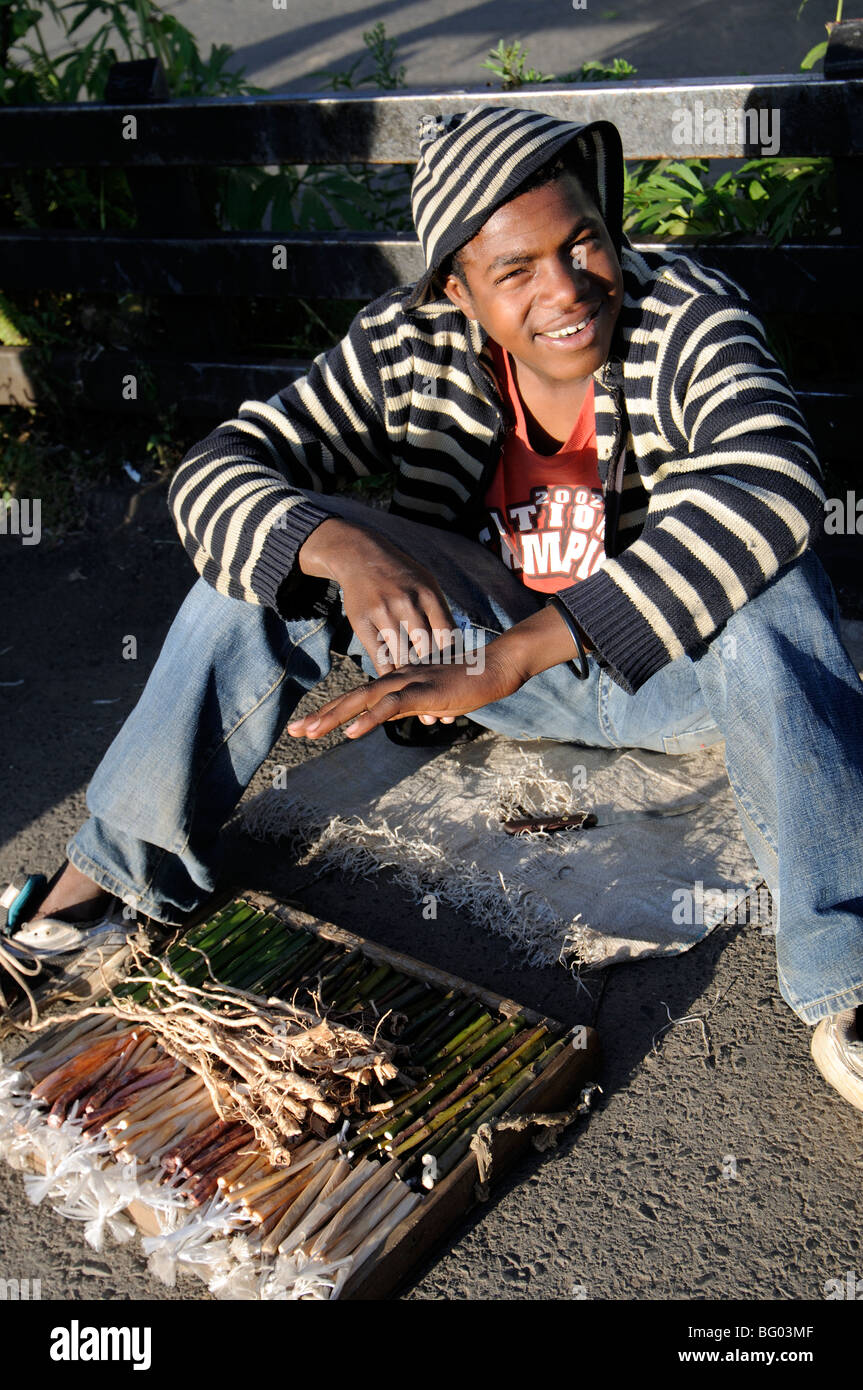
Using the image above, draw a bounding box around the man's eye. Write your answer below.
[498,268,524,284]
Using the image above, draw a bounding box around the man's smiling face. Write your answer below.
[441,169,623,393]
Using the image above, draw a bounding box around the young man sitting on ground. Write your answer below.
[6,107,863,1111]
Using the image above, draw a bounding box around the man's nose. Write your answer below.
[539,251,592,301]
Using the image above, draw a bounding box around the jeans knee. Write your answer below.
[717,549,838,656]
[750,550,834,623]
[172,577,331,678]
[174,577,264,642]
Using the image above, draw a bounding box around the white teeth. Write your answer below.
[543,310,596,339]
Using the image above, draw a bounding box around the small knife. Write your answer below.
[502,802,703,836]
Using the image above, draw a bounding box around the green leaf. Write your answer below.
[313,171,383,218]
[248,177,277,228]
[8,6,42,43]
[660,161,706,192]
[643,175,700,197]
[272,181,298,231]
[64,0,109,38]
[800,40,827,70]
[331,197,375,231]
[222,176,255,229]
[297,187,335,231]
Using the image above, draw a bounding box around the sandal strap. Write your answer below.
[0,874,48,936]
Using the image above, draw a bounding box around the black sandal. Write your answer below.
[382,715,484,748]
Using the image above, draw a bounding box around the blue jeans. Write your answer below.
[67,493,863,1025]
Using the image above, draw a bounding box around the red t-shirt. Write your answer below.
[478,339,606,593]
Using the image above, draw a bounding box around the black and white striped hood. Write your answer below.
[404,104,625,311]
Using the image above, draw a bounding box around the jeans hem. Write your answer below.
[778,968,863,1026]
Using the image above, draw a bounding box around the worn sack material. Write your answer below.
[240,730,765,970]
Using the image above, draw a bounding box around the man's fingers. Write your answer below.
[288,676,457,741]
[360,618,396,676]
[287,681,379,738]
[380,609,437,665]
[423,594,456,652]
[376,592,455,666]
[288,674,420,740]
[343,690,406,738]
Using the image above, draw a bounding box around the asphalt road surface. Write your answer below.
[164,0,828,91]
[41,0,830,92]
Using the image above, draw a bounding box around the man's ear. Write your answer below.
[441,272,476,320]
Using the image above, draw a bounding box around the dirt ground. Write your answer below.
[1,480,862,1304]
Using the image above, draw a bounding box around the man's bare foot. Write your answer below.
[32,862,111,924]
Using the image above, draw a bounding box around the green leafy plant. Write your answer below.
[0,10,415,520]
[478,39,836,247]
[481,40,637,88]
[310,20,405,91]
[568,57,637,81]
[622,156,836,245]
[0,0,266,240]
[144,404,180,473]
[0,0,264,103]
[0,292,29,344]
[217,22,412,235]
[798,0,843,71]
[0,15,855,525]
[481,40,555,88]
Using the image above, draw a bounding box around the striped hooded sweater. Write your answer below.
[168,119,825,696]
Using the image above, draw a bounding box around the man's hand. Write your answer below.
[287,604,584,741]
[287,638,525,741]
[298,518,456,676]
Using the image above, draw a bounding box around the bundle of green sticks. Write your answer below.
[0,896,580,1299]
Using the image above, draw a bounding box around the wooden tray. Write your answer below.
[220,890,601,1300]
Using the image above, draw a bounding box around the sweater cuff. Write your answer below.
[553,569,672,695]
[250,497,339,620]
